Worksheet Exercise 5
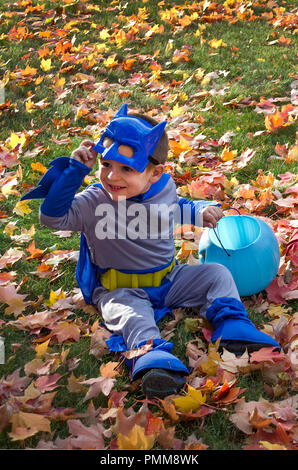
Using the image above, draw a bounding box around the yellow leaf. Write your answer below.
[35,76,44,85]
[169,136,192,155]
[40,58,52,72]
[172,385,206,412]
[170,103,185,118]
[209,39,227,49]
[35,338,51,358]
[20,65,37,77]
[46,289,66,307]
[1,178,18,196]
[117,425,155,450]
[8,132,26,149]
[103,55,118,68]
[286,143,298,163]
[3,221,18,237]
[25,98,34,113]
[99,29,110,40]
[31,162,47,174]
[13,201,32,217]
[259,441,287,450]
[221,147,238,162]
[194,68,205,81]
[252,169,275,189]
[165,39,173,54]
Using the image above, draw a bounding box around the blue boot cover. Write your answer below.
[131,340,189,380]
[20,157,71,200]
[206,297,280,350]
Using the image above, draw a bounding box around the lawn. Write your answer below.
[0,0,297,451]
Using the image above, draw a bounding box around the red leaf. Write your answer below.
[249,347,284,364]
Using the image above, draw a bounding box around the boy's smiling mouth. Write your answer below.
[108,183,126,191]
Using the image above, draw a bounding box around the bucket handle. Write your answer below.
[211,207,241,257]
[223,207,241,216]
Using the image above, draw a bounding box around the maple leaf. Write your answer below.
[249,407,272,430]
[0,271,17,286]
[99,361,120,378]
[121,338,154,360]
[67,419,105,450]
[220,349,249,374]
[89,326,110,359]
[103,55,118,68]
[35,374,62,393]
[8,411,51,441]
[35,339,51,358]
[51,321,81,343]
[31,161,47,174]
[0,248,24,270]
[117,424,155,450]
[26,240,44,260]
[221,146,238,162]
[172,385,206,413]
[0,285,29,317]
[265,109,288,132]
[13,200,32,217]
[80,377,115,400]
[67,373,87,394]
[259,441,288,450]
[209,38,227,48]
[249,347,285,364]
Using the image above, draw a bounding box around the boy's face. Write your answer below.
[99,136,164,201]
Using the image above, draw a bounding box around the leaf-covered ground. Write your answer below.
[0,0,297,451]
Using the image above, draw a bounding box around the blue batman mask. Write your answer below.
[93,104,167,173]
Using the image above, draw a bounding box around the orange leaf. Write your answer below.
[249,407,272,429]
[26,240,44,260]
[265,110,286,132]
[100,361,120,378]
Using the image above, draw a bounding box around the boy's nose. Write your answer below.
[106,167,121,181]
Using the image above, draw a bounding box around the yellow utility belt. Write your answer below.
[100,258,176,291]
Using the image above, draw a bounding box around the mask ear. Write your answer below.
[114,103,128,118]
[147,121,167,151]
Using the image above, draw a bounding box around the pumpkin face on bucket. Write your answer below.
[198,215,280,296]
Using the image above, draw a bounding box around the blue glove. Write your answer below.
[20,157,72,201]
[176,197,221,226]
[39,157,91,217]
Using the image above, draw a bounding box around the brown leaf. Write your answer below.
[67,419,105,450]
[51,321,81,343]
[9,411,51,441]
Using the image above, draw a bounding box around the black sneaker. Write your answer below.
[219,340,280,356]
[141,368,186,399]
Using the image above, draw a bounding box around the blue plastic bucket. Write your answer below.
[198,215,280,296]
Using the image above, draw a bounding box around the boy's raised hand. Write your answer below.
[202,206,224,228]
[71,140,98,169]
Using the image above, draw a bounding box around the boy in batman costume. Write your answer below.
[21,105,280,398]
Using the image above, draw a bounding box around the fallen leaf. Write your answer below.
[117,424,155,450]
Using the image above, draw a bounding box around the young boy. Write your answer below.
[21,104,280,399]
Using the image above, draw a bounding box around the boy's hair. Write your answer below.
[128,112,169,165]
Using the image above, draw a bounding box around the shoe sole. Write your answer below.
[141,368,186,399]
[219,340,281,356]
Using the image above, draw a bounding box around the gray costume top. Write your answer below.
[39,176,199,273]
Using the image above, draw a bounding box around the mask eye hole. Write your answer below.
[103,137,113,148]
[118,145,134,158]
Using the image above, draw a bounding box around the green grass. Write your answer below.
[0,0,297,450]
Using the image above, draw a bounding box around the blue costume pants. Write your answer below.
[92,263,239,350]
